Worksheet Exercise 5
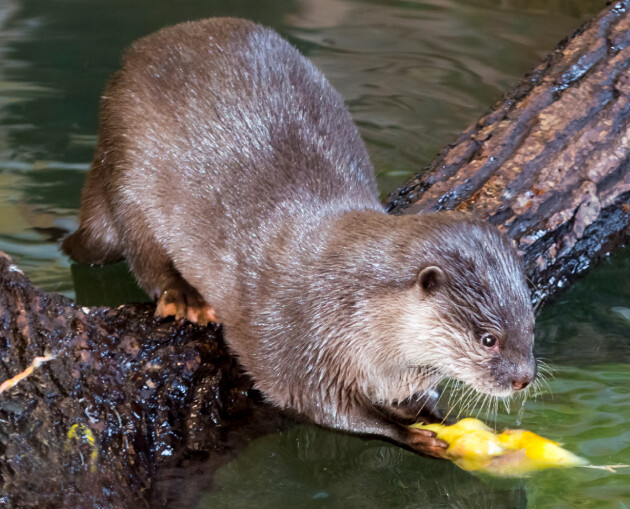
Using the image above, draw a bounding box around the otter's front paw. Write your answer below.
[406,427,448,458]
[155,286,217,325]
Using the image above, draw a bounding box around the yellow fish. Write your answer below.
[411,418,587,476]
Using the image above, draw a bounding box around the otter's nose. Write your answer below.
[512,377,531,391]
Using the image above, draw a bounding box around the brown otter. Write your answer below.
[62,18,536,457]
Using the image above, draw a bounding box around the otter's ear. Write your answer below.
[417,266,444,295]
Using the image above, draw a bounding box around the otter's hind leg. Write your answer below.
[64,150,216,325]
[62,168,123,265]
[121,219,218,325]
[154,276,218,325]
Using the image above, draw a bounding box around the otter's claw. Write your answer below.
[155,287,218,325]
[407,427,448,458]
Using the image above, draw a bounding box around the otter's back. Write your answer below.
[102,19,381,233]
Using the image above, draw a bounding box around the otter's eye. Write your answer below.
[481,334,498,348]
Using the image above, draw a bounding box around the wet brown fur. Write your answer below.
[63,18,536,455]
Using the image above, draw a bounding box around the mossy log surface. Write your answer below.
[1,1,630,507]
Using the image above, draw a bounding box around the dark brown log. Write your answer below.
[1,1,630,507]
[386,0,630,305]
[0,252,293,508]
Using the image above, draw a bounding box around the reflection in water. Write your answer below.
[200,424,527,509]
[536,248,630,364]
[198,359,630,509]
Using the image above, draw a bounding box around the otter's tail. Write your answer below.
[62,165,123,265]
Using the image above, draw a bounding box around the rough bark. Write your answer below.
[386,0,630,304]
[0,252,293,508]
[1,1,630,507]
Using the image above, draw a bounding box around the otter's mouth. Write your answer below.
[433,374,536,421]
[462,376,522,399]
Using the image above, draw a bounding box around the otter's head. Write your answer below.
[393,212,536,398]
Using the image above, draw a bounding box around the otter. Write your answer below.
[62,18,536,457]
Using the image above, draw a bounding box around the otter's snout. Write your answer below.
[489,353,536,394]
[512,375,532,391]
[511,360,537,391]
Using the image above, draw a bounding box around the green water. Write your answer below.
[1,0,628,507]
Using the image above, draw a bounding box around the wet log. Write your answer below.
[0,252,293,508]
[386,0,630,305]
[2,1,630,508]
